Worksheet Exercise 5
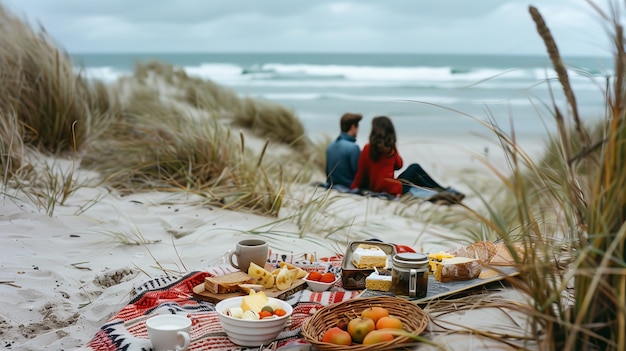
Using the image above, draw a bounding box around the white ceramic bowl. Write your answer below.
[216,296,293,347]
[303,273,339,292]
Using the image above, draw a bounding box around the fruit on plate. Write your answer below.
[347,317,375,343]
[226,291,287,320]
[241,290,268,312]
[336,318,349,331]
[321,327,352,345]
[376,316,403,330]
[275,266,297,290]
[248,262,275,288]
[362,329,395,344]
[319,272,336,283]
[361,306,389,324]
[306,271,322,281]
[318,307,408,345]
[278,262,307,278]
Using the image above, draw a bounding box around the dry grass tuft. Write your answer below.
[0,7,115,154]
[445,4,625,351]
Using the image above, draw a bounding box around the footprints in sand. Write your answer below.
[93,268,137,288]
[16,303,79,339]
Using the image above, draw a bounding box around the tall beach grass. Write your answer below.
[0,5,324,217]
[445,3,625,350]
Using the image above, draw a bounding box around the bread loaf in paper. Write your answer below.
[446,241,496,263]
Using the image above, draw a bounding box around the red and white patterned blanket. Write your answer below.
[87,259,359,351]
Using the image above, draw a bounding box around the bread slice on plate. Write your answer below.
[204,271,255,294]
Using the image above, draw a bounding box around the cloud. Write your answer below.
[0,0,614,56]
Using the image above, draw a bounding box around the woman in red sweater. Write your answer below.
[351,116,460,198]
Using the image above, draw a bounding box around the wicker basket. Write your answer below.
[301,296,429,351]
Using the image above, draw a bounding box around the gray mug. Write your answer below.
[228,239,269,271]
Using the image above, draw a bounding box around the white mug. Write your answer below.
[228,239,269,271]
[146,314,191,351]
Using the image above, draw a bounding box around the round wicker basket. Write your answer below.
[301,296,429,351]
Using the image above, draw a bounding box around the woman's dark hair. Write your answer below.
[369,116,397,161]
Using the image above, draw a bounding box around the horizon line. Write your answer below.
[67,51,612,59]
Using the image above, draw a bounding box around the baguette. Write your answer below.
[433,257,482,282]
[204,271,256,294]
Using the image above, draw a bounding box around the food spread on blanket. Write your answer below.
[89,244,523,351]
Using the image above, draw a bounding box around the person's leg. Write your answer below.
[398,164,445,190]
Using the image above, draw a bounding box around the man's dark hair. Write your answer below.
[340,113,363,133]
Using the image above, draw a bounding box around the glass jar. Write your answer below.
[391,253,429,298]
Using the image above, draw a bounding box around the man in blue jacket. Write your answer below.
[325,113,362,188]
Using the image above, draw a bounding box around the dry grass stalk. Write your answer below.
[460,4,626,351]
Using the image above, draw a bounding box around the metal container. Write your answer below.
[341,241,396,290]
[391,253,429,298]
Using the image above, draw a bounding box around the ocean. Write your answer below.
[71,53,611,145]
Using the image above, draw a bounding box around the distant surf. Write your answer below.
[72,52,610,139]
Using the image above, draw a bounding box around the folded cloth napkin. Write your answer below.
[87,263,359,351]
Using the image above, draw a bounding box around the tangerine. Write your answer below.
[307,271,322,281]
[320,272,336,283]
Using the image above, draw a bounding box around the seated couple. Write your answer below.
[325,113,464,204]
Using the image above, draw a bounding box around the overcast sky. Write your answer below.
[1,0,617,56]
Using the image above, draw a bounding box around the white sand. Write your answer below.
[0,134,543,350]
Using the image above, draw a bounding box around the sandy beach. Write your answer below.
[0,129,542,350]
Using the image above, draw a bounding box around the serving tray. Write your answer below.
[192,279,307,304]
[359,266,520,302]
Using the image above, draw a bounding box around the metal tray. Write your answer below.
[341,241,396,290]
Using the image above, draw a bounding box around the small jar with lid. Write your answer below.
[391,253,429,298]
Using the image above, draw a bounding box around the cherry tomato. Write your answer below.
[259,311,273,319]
[273,309,287,317]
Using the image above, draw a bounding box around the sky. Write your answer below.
[0,0,617,56]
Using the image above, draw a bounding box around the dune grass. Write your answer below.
[0,5,320,217]
[437,4,625,350]
[0,7,105,154]
[0,110,26,188]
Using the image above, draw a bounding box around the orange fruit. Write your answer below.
[259,310,272,319]
[362,306,389,324]
[375,316,403,330]
[307,272,322,281]
[320,272,336,283]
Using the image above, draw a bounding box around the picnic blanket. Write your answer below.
[87,260,360,351]
[314,181,464,205]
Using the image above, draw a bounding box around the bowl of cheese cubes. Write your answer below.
[215,291,293,347]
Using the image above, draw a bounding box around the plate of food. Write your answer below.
[193,262,309,303]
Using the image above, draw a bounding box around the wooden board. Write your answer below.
[358,266,520,303]
[193,279,308,304]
